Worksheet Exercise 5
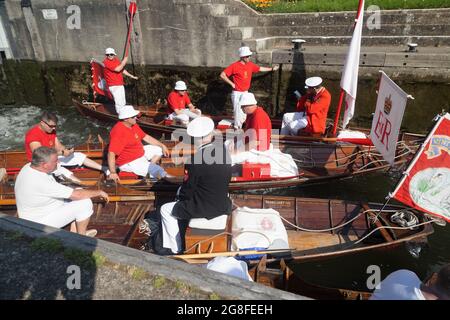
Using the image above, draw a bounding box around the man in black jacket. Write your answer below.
[159,117,232,254]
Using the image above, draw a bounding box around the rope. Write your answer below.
[353,219,438,245]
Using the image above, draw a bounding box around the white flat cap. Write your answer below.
[118,105,140,119]
[187,117,215,138]
[305,76,323,88]
[239,92,257,106]
[174,80,187,91]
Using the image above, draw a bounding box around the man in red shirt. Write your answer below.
[103,47,138,114]
[228,93,299,178]
[220,46,278,129]
[281,77,331,136]
[24,111,105,183]
[107,105,173,182]
[167,81,201,126]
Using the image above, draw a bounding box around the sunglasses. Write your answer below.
[106,54,115,57]
[42,120,57,128]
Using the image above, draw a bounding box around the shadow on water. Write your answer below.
[0,105,111,150]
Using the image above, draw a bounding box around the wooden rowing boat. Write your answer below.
[0,185,433,298]
[1,131,422,191]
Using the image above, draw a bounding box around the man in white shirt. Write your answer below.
[370,264,450,300]
[15,146,109,236]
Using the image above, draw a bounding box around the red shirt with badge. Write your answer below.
[25,125,56,161]
[103,58,124,86]
[109,122,146,166]
[296,87,331,134]
[223,61,260,92]
[244,106,272,151]
[167,91,191,113]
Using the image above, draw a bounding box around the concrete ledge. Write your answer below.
[0,213,308,300]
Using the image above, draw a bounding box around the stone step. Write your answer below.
[245,35,450,52]
[255,46,450,68]
[229,23,450,40]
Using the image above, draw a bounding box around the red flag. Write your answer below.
[90,59,112,100]
[391,113,450,222]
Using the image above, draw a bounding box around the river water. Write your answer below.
[1,104,449,292]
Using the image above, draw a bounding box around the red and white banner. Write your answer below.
[341,0,364,129]
[90,59,112,100]
[391,113,450,222]
[370,71,408,165]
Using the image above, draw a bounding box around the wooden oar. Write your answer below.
[170,248,294,261]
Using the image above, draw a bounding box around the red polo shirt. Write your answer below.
[167,91,191,113]
[25,125,57,161]
[103,58,124,86]
[109,122,146,166]
[244,106,272,151]
[223,61,260,92]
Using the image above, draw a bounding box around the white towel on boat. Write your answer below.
[230,146,299,177]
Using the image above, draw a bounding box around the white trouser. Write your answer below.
[281,112,308,135]
[231,90,247,129]
[168,109,202,125]
[109,85,126,114]
[160,201,182,254]
[52,152,87,179]
[119,145,166,178]
[21,199,93,228]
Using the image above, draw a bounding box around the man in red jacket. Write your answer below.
[281,77,331,136]
[220,46,278,129]
[103,47,138,114]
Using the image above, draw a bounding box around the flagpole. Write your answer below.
[331,0,365,137]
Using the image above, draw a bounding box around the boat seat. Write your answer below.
[184,215,230,254]
[189,214,228,230]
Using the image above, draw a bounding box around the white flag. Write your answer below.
[370,71,408,165]
[341,0,365,129]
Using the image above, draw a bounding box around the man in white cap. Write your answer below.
[166,80,201,126]
[102,47,138,114]
[107,105,173,182]
[220,46,279,129]
[228,93,299,178]
[281,76,331,136]
[157,117,232,254]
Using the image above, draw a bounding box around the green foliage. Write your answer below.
[209,293,221,300]
[128,266,148,281]
[63,248,97,270]
[244,0,450,13]
[30,237,64,253]
[153,275,166,288]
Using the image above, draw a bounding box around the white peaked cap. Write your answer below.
[239,92,257,106]
[187,117,215,138]
[305,76,323,88]
[118,105,140,119]
[174,81,187,91]
[105,47,116,55]
[238,46,253,57]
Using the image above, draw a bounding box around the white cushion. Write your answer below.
[189,214,228,230]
